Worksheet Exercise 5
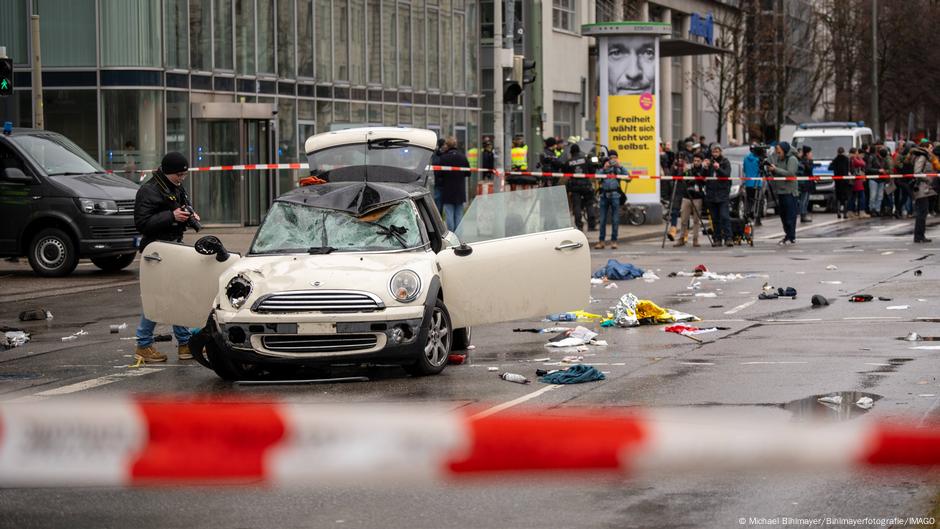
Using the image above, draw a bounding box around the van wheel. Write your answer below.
[91,253,136,272]
[404,298,452,376]
[28,228,79,277]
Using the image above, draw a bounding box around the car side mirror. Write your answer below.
[454,242,473,257]
[194,235,231,262]
[3,167,32,183]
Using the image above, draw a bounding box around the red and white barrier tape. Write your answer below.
[108,164,939,182]
[1,399,938,487]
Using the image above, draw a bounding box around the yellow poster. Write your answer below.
[607,94,657,194]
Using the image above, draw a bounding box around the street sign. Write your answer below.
[0,57,12,97]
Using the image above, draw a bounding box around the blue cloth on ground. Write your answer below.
[539,364,606,384]
[592,259,644,280]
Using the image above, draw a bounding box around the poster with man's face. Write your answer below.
[598,31,660,200]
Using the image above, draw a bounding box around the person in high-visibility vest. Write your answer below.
[510,136,528,171]
[467,146,479,169]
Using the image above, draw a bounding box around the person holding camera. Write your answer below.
[133,152,200,363]
[768,142,800,244]
[675,152,707,247]
[703,143,733,247]
[595,150,628,249]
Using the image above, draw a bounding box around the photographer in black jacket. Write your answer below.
[703,143,734,247]
[133,152,200,364]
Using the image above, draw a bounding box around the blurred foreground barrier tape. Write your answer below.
[3,399,940,487]
[106,164,940,182]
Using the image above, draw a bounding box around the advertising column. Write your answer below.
[582,22,671,206]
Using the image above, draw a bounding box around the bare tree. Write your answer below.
[688,10,745,143]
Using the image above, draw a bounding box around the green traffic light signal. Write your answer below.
[0,57,12,97]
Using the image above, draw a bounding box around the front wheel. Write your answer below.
[405,298,452,376]
[91,253,136,272]
[28,228,79,277]
[626,207,647,226]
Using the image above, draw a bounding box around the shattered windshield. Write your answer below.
[250,200,425,254]
[306,143,433,183]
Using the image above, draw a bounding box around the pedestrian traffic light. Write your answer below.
[0,58,12,97]
[522,59,537,86]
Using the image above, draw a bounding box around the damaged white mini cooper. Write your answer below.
[140,127,590,380]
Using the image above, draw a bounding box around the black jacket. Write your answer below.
[134,170,191,252]
[437,148,470,204]
[704,156,732,202]
[798,157,815,193]
[481,149,496,170]
[829,153,850,176]
[682,166,707,199]
[564,155,595,191]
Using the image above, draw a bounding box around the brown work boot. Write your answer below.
[692,240,701,247]
[594,241,606,250]
[667,225,677,241]
[178,343,193,360]
[610,242,618,249]
[673,239,686,247]
[135,345,167,363]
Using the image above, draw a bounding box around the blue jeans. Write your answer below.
[799,190,811,216]
[434,186,444,214]
[778,194,799,241]
[868,180,885,212]
[442,202,464,232]
[598,192,621,242]
[706,200,731,242]
[137,314,191,348]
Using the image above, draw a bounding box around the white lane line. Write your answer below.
[724,300,756,315]
[761,217,845,240]
[471,385,560,420]
[843,316,903,320]
[877,223,909,233]
[6,368,163,403]
[766,318,822,323]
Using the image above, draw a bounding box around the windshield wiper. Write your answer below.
[367,138,409,150]
[308,246,337,254]
[364,221,409,248]
[47,171,91,176]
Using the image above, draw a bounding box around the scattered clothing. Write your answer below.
[592,259,645,280]
[539,364,606,384]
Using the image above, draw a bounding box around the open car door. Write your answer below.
[139,241,240,328]
[437,187,590,329]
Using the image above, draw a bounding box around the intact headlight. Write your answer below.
[78,198,118,215]
[225,275,253,309]
[389,270,421,303]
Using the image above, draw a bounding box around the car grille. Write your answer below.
[90,225,139,238]
[116,200,135,214]
[252,290,384,313]
[261,334,379,353]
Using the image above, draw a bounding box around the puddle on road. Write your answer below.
[0,372,42,380]
[782,391,883,421]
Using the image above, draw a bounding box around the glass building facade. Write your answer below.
[0,0,481,225]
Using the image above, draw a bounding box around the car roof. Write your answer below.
[303,127,438,154]
[793,127,872,137]
[277,181,428,216]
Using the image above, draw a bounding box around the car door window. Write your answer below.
[0,143,29,181]
[455,186,572,244]
[416,197,443,253]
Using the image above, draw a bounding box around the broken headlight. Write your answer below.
[225,275,252,309]
[389,270,421,303]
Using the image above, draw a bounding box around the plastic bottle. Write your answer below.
[546,313,576,322]
[499,372,531,384]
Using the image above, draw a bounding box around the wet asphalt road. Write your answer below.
[1,214,940,529]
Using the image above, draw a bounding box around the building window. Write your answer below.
[166,91,190,161]
[453,12,465,92]
[465,3,478,93]
[277,97,296,194]
[0,0,29,64]
[316,100,332,133]
[36,0,96,67]
[333,0,349,81]
[258,0,276,73]
[351,0,366,84]
[427,9,439,89]
[382,0,397,88]
[553,100,577,139]
[440,10,452,92]
[552,0,576,32]
[101,0,161,67]
[316,0,333,81]
[213,0,234,70]
[101,90,164,173]
[367,0,382,84]
[413,1,426,90]
[189,0,212,70]
[277,0,296,77]
[398,4,412,88]
[297,0,314,77]
[235,0,256,74]
[672,93,682,146]
[43,90,98,159]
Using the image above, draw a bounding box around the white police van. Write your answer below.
[791,122,874,212]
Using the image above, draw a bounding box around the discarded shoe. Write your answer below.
[811,294,830,307]
[758,292,779,300]
[850,294,874,303]
[776,287,797,298]
[18,308,52,321]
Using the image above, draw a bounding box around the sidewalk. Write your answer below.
[187,221,665,255]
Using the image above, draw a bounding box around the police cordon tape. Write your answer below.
[107,163,940,182]
[1,398,939,487]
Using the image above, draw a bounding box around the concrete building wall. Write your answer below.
[541,0,594,141]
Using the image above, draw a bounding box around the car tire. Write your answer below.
[90,253,136,272]
[405,298,452,376]
[28,228,79,277]
[203,323,260,381]
[452,327,472,350]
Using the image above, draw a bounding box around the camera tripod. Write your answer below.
[660,178,714,248]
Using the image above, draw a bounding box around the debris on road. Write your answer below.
[605,282,619,289]
[855,397,874,409]
[590,278,605,286]
[826,265,838,270]
[487,367,499,372]
[591,259,644,280]
[695,292,717,298]
[811,295,830,307]
[539,364,605,384]
[561,355,585,363]
[886,305,910,310]
[1,328,30,349]
[614,293,700,328]
[642,271,660,282]
[61,335,77,342]
[915,270,923,277]
[850,294,874,303]
[447,354,467,365]
[545,326,598,348]
[819,280,842,285]
[498,372,531,384]
[663,324,719,336]
[905,332,920,341]
[513,327,572,334]
[545,312,577,322]
[878,297,892,301]
[18,308,52,321]
[109,323,128,334]
[818,395,843,405]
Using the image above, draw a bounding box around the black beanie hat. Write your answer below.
[545,137,557,147]
[607,149,618,157]
[161,152,189,174]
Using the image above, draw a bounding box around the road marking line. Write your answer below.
[724,300,756,315]
[741,361,808,365]
[843,316,903,320]
[766,318,822,323]
[471,385,560,420]
[6,368,163,403]
[761,217,845,240]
